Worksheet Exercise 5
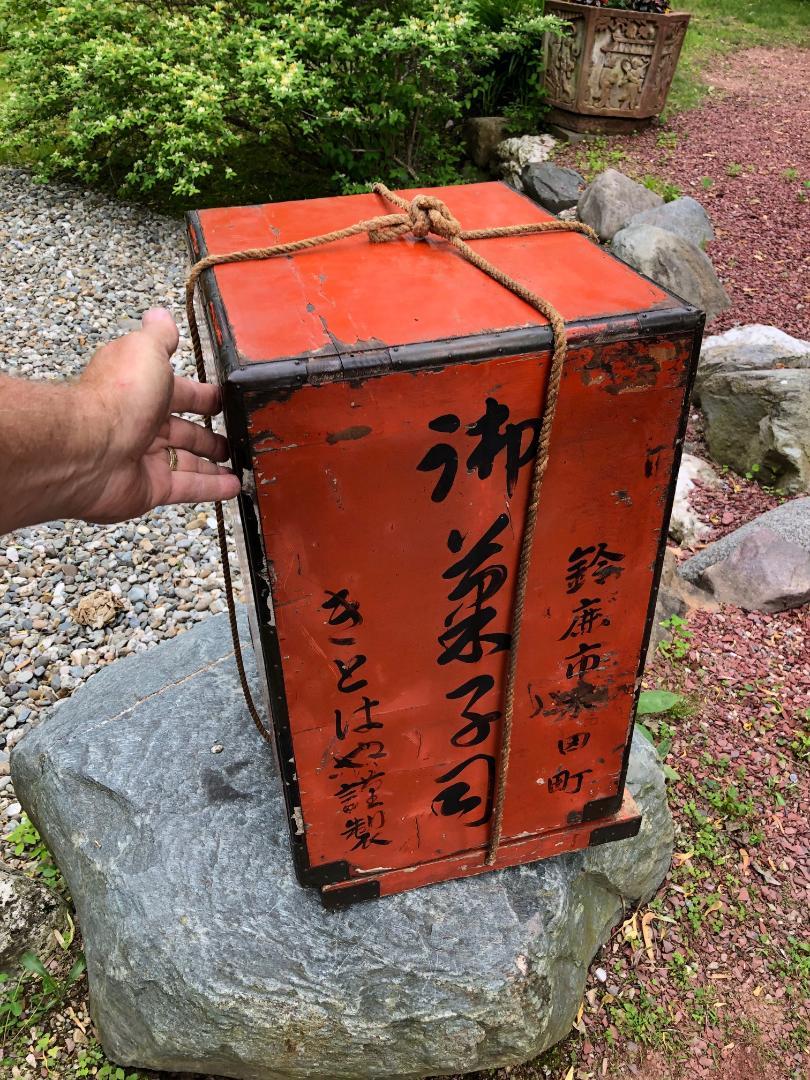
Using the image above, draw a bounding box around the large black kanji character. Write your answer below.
[448,674,500,747]
[565,544,625,593]
[564,641,602,679]
[559,597,609,640]
[465,397,540,497]
[557,732,591,755]
[417,413,461,502]
[431,754,495,828]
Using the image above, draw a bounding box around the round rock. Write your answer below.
[11,612,673,1080]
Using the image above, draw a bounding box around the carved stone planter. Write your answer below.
[543,2,690,134]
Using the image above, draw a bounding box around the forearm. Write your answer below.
[0,375,108,534]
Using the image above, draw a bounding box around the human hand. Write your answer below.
[75,307,241,524]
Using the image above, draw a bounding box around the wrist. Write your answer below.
[0,375,113,532]
[60,381,117,517]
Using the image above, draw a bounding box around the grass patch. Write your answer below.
[572,134,627,182]
[608,986,675,1048]
[7,815,67,895]
[667,0,810,115]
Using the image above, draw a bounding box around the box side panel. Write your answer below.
[245,332,693,881]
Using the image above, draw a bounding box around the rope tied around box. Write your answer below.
[186,183,598,867]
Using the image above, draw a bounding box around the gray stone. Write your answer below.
[494,134,557,192]
[669,453,721,548]
[693,325,810,492]
[699,527,810,613]
[463,117,509,170]
[696,325,810,392]
[12,613,673,1080]
[577,169,662,242]
[0,864,66,973]
[679,497,810,585]
[610,224,731,324]
[521,163,586,214]
[626,196,714,248]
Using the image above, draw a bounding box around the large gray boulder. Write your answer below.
[694,326,810,492]
[696,325,810,393]
[610,223,731,324]
[679,497,810,586]
[699,527,810,613]
[521,163,586,214]
[11,613,673,1080]
[577,168,662,242]
[626,196,714,249]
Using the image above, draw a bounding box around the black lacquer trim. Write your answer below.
[588,816,642,847]
[223,306,702,393]
[300,860,354,888]
[613,311,706,804]
[320,880,382,909]
[582,794,623,824]
[185,214,360,892]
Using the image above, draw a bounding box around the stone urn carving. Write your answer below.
[543,2,690,133]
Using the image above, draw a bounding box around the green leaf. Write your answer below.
[662,764,681,782]
[637,689,684,716]
[20,952,49,979]
[635,722,656,746]
[67,955,87,986]
[20,951,59,994]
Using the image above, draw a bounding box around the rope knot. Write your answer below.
[367,185,462,244]
[408,194,462,241]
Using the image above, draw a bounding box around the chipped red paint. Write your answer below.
[187,181,703,905]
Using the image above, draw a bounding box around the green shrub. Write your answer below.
[0,0,560,205]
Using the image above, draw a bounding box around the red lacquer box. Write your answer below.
[186,182,703,907]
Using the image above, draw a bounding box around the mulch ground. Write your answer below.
[557,46,810,340]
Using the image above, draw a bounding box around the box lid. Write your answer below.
[190,181,684,371]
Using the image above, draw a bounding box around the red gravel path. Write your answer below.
[560,47,810,339]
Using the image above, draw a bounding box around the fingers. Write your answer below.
[170,373,222,416]
[166,468,241,506]
[174,449,223,475]
[164,415,230,461]
[141,307,180,360]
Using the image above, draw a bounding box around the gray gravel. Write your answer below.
[0,167,241,834]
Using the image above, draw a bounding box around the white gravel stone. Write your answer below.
[0,167,243,801]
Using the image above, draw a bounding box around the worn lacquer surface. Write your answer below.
[195,182,672,366]
[246,334,691,886]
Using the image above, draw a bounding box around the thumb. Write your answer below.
[141,307,180,359]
